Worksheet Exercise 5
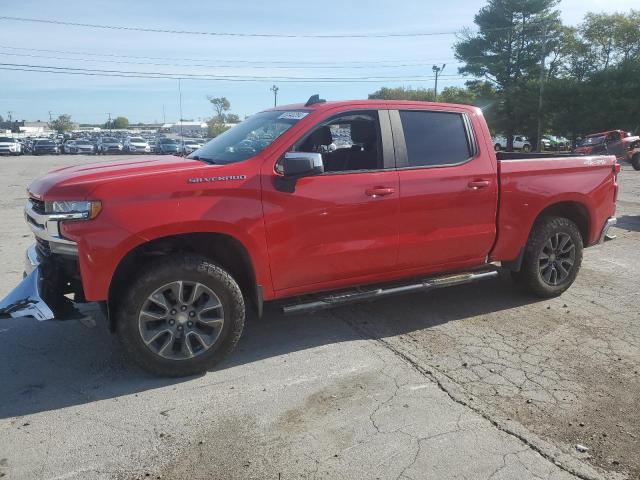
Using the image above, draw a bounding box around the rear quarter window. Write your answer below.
[400,110,471,167]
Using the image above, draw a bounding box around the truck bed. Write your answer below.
[490,154,618,263]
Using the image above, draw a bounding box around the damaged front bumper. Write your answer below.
[0,244,86,321]
[0,245,54,320]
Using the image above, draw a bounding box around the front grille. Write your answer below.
[36,237,51,257]
[30,198,46,214]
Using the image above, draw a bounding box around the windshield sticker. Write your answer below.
[278,111,309,120]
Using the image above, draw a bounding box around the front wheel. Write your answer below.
[632,153,640,171]
[514,216,583,297]
[522,144,531,152]
[116,255,245,376]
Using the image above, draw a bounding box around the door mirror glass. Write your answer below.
[282,152,324,177]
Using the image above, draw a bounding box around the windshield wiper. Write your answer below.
[189,155,217,164]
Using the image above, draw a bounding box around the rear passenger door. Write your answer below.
[391,109,498,272]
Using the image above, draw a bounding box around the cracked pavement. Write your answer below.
[0,156,638,479]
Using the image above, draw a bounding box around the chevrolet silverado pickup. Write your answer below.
[0,96,618,376]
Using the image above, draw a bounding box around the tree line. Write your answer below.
[370,3,640,150]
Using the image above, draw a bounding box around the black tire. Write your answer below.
[116,255,245,376]
[494,143,502,151]
[515,216,583,297]
[522,144,531,152]
[632,153,640,171]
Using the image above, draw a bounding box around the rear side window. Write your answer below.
[399,111,471,167]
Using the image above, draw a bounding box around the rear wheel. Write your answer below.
[494,143,502,151]
[522,144,531,152]
[632,153,640,171]
[116,255,245,376]
[514,216,583,297]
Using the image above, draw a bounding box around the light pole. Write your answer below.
[432,64,446,102]
[270,85,279,108]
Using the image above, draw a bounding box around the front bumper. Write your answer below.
[0,245,87,321]
[0,246,54,320]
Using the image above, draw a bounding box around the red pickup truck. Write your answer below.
[0,97,619,376]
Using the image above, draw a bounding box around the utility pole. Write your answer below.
[162,104,166,124]
[107,112,112,132]
[48,111,53,124]
[270,85,279,108]
[432,64,446,102]
[7,111,13,123]
[178,78,184,143]
[536,26,548,152]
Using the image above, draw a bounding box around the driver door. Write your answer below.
[261,109,399,293]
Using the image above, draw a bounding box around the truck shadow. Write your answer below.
[0,276,541,419]
[616,215,640,233]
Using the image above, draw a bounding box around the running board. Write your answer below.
[281,269,499,315]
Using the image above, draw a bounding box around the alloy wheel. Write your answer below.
[538,232,575,286]
[138,281,224,360]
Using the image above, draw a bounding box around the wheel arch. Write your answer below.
[107,232,261,332]
[501,200,590,272]
[533,201,590,244]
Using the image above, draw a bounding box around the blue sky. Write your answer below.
[0,0,636,124]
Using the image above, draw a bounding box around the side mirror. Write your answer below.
[282,152,324,177]
[275,152,324,193]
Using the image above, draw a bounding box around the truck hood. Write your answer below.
[28,156,206,200]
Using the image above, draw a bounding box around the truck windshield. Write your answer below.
[580,135,605,146]
[188,110,307,164]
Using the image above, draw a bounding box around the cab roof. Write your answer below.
[264,99,478,113]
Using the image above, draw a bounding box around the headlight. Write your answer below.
[45,200,102,220]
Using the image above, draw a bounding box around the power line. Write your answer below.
[0,62,466,81]
[0,50,465,71]
[0,44,461,66]
[0,15,537,39]
[0,65,468,83]
[0,15,466,38]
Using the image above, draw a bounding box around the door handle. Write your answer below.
[468,180,490,190]
[365,186,395,197]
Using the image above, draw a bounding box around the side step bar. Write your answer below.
[282,269,499,315]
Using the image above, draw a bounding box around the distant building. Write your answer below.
[0,120,52,135]
[162,121,208,134]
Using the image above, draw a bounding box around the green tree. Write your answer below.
[208,96,231,122]
[225,113,241,124]
[50,114,74,133]
[207,119,230,137]
[368,86,434,101]
[112,116,129,129]
[455,0,561,149]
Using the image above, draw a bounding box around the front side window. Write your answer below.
[399,110,471,167]
[292,110,382,172]
[189,110,307,164]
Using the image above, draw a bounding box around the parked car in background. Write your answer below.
[124,137,151,154]
[493,135,532,151]
[574,130,639,160]
[70,140,97,154]
[541,135,570,151]
[97,137,123,154]
[180,139,203,156]
[156,137,180,154]
[0,136,22,155]
[32,139,60,155]
[63,140,76,154]
[630,145,640,170]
